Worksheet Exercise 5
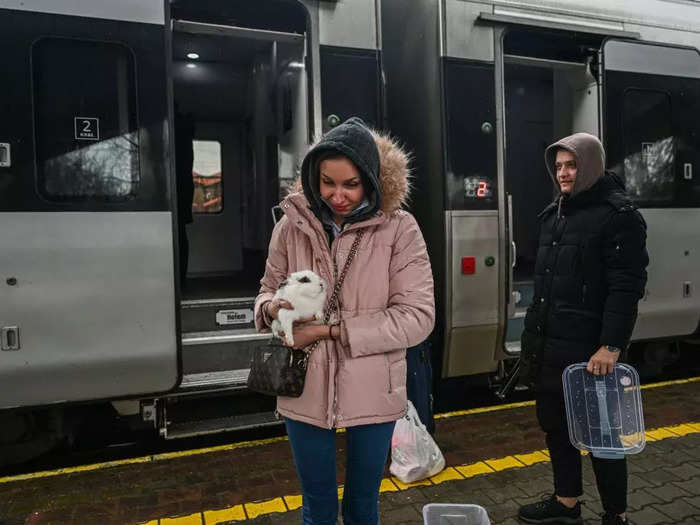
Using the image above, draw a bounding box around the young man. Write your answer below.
[518,133,649,525]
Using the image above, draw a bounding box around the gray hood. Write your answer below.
[300,117,381,224]
[544,132,605,198]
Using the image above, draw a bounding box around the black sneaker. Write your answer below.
[601,512,628,525]
[518,494,583,524]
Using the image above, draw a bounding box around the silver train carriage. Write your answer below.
[381,0,700,385]
[0,0,384,463]
[0,0,699,463]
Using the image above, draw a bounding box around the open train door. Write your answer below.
[601,40,700,340]
[0,2,178,410]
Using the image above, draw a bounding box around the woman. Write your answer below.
[254,117,435,525]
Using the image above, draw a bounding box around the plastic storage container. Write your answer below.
[422,503,490,524]
[563,363,645,459]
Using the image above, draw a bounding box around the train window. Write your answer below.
[320,46,381,131]
[32,38,139,201]
[621,89,674,205]
[444,60,498,210]
[192,140,223,213]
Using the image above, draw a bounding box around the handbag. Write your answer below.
[247,229,365,397]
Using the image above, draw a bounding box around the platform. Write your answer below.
[2,378,700,524]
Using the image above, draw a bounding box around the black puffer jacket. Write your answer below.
[520,172,649,391]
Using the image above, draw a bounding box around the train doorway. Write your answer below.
[168,1,311,407]
[171,1,309,300]
[500,29,603,352]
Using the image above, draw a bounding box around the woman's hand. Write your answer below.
[280,324,327,350]
[587,346,620,375]
[266,300,318,325]
[265,299,293,321]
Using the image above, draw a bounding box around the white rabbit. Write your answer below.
[272,270,327,346]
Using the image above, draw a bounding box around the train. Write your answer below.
[1,0,698,466]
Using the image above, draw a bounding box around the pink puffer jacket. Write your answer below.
[254,133,435,429]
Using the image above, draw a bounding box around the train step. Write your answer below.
[180,297,256,333]
[160,389,279,439]
[177,369,250,393]
[505,341,521,354]
[163,411,281,439]
[180,330,271,377]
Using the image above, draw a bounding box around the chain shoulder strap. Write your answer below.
[323,228,365,323]
[305,228,365,354]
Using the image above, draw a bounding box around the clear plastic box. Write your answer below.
[563,363,645,459]
[422,503,490,524]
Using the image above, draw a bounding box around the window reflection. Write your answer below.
[43,133,139,198]
[621,136,675,203]
[620,89,674,204]
[33,38,139,200]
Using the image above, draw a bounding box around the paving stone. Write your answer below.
[627,488,663,510]
[685,495,700,509]
[380,504,422,524]
[483,483,527,504]
[652,499,700,521]
[513,478,552,498]
[525,463,553,478]
[627,473,656,491]
[581,503,602,521]
[661,462,700,481]
[676,444,700,460]
[382,488,430,508]
[422,485,493,507]
[642,482,691,503]
[626,460,649,475]
[583,484,601,501]
[645,468,682,486]
[417,484,471,505]
[663,448,698,466]
[629,506,672,525]
[632,455,674,473]
[454,474,498,492]
[485,499,520,522]
[672,478,700,496]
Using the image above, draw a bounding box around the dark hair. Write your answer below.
[315,151,367,188]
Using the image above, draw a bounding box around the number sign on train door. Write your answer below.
[0,2,178,409]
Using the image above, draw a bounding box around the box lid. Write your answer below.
[563,363,645,458]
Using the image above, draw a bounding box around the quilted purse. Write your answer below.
[247,229,365,397]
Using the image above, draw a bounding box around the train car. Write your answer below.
[381,0,700,390]
[2,0,699,466]
[0,0,384,464]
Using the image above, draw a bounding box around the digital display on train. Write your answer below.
[464,176,493,199]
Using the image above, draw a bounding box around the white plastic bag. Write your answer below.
[390,400,445,483]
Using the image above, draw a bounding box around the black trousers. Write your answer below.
[536,391,627,514]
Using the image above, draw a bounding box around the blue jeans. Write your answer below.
[285,418,396,525]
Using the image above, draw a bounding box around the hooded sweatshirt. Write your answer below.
[544,132,605,199]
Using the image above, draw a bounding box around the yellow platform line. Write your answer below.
[640,375,700,390]
[3,375,698,485]
[139,420,700,525]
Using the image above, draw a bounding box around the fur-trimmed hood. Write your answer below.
[287,124,411,215]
